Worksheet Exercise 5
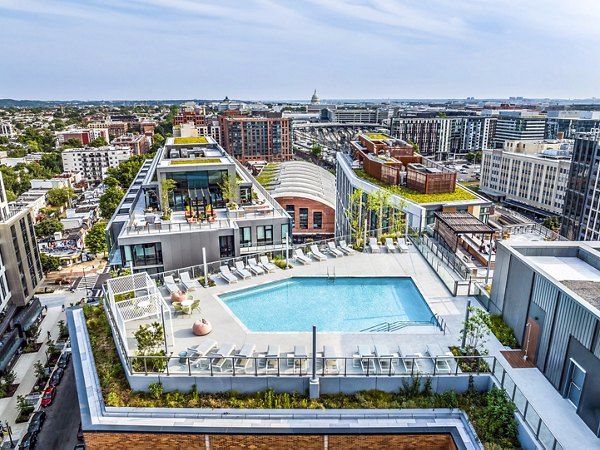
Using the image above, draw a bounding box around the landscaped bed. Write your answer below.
[83,303,519,449]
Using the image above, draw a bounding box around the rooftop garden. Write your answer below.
[365,133,391,140]
[82,303,519,449]
[354,170,478,204]
[173,137,208,145]
[255,163,280,187]
[170,158,222,165]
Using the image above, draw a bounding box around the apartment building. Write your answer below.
[390,116,452,159]
[89,121,128,139]
[321,108,382,124]
[62,146,132,181]
[111,133,149,155]
[449,116,496,155]
[106,137,291,273]
[0,122,15,138]
[174,102,207,127]
[546,110,600,139]
[561,132,600,240]
[0,173,44,372]
[492,112,546,148]
[219,112,292,163]
[56,128,110,147]
[480,140,573,216]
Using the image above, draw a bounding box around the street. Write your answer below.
[34,362,81,450]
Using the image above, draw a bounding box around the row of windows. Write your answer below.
[285,205,323,229]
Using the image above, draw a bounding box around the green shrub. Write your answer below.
[273,258,292,269]
[489,315,519,349]
[477,387,518,448]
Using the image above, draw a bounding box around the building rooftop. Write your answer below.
[173,136,209,145]
[266,161,336,209]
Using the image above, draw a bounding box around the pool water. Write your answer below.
[219,277,434,332]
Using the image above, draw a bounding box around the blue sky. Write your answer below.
[1,0,599,100]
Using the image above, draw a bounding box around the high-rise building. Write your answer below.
[480,140,572,216]
[0,122,15,138]
[0,173,44,372]
[62,146,132,181]
[561,132,600,240]
[218,112,292,163]
[545,111,600,139]
[492,112,546,148]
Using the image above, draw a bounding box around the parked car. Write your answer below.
[41,387,56,407]
[58,352,71,369]
[18,432,36,450]
[49,368,64,387]
[27,410,46,435]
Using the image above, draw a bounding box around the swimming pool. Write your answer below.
[219,277,435,332]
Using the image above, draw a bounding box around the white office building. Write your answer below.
[62,146,132,181]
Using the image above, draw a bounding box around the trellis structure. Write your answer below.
[105,272,175,355]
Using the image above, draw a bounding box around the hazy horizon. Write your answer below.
[1,0,599,100]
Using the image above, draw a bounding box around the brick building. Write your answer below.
[218,111,292,163]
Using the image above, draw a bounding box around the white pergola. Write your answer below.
[105,272,175,354]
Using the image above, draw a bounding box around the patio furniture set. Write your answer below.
[219,256,278,284]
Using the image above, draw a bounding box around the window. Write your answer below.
[132,243,163,266]
[240,227,252,248]
[281,223,290,241]
[313,211,322,229]
[286,205,295,227]
[219,235,235,258]
[299,208,308,229]
[257,225,273,245]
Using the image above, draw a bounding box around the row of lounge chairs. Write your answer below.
[219,256,278,284]
[294,241,356,265]
[164,272,202,294]
[368,237,410,254]
[179,341,454,375]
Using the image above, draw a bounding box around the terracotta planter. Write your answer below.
[192,319,212,336]
[170,290,186,303]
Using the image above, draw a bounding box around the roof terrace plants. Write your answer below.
[173,137,208,145]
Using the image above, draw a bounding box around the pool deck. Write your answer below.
[125,246,469,366]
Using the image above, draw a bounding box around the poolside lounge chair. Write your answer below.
[210,343,236,372]
[233,261,252,279]
[398,344,424,373]
[247,258,266,275]
[181,271,202,290]
[385,238,396,253]
[234,343,256,373]
[426,343,453,373]
[327,241,344,258]
[338,240,355,255]
[397,238,409,253]
[294,249,311,265]
[189,339,218,368]
[163,275,180,294]
[355,344,376,373]
[265,344,281,373]
[287,345,308,373]
[259,255,277,273]
[310,245,327,261]
[219,265,238,284]
[368,237,381,253]
[375,344,398,374]
[323,345,339,374]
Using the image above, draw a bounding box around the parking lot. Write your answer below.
[34,363,81,449]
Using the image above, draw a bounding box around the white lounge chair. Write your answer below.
[259,255,277,273]
[294,249,311,265]
[219,265,238,284]
[234,343,256,373]
[233,261,252,279]
[163,275,180,294]
[338,240,355,255]
[368,237,381,253]
[327,241,343,257]
[265,344,281,373]
[385,238,396,253]
[399,344,424,373]
[375,344,397,374]
[247,258,265,275]
[288,345,308,373]
[355,344,376,373]
[310,245,327,261]
[181,272,202,290]
[210,342,236,372]
[323,345,339,374]
[189,339,218,368]
[397,238,409,253]
[426,343,453,373]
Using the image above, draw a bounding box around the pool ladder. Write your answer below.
[326,267,336,282]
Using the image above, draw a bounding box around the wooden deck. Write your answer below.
[500,350,536,369]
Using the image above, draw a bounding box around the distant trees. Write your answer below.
[35,218,64,238]
[46,187,74,207]
[40,253,61,274]
[543,216,560,231]
[106,155,150,189]
[89,137,108,147]
[465,151,482,164]
[61,138,83,149]
[310,143,322,159]
[99,186,125,219]
[85,222,107,255]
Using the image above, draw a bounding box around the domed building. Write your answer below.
[310,89,320,105]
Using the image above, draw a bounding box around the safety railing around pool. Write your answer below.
[125,353,562,450]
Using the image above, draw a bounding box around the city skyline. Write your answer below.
[1,0,600,100]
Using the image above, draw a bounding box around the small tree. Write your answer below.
[3,370,16,387]
[40,253,61,274]
[35,218,64,238]
[58,320,69,340]
[459,306,492,356]
[219,173,238,208]
[99,186,124,219]
[85,222,107,255]
[47,187,74,207]
[159,179,176,220]
[310,143,322,159]
[134,322,164,355]
[34,360,46,380]
[345,188,365,247]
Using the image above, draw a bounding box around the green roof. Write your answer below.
[170,158,222,165]
[354,169,478,204]
[173,136,208,145]
[364,133,392,140]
